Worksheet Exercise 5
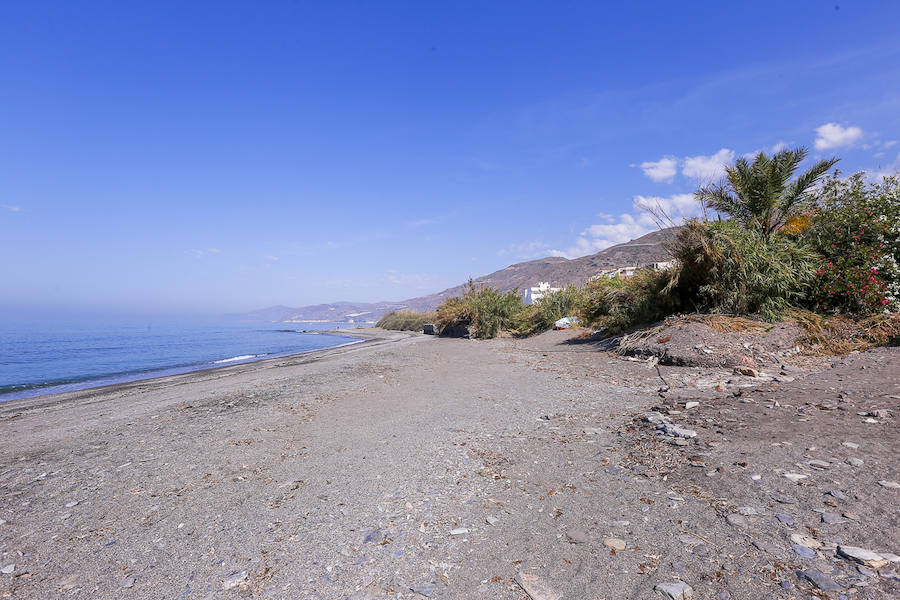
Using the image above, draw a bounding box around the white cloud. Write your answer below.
[1,204,22,212]
[186,247,222,257]
[683,148,735,181]
[883,140,898,149]
[637,156,678,182]
[814,123,863,150]
[865,151,900,182]
[550,193,704,259]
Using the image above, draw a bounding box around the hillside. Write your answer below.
[236,228,675,322]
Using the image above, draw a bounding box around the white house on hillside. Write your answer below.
[522,282,560,305]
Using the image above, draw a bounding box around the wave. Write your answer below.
[212,354,266,364]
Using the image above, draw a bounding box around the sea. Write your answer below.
[0,318,363,402]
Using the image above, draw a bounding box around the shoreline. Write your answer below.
[0,327,399,414]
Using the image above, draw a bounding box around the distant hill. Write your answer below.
[234,228,676,322]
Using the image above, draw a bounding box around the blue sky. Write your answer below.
[2,1,899,315]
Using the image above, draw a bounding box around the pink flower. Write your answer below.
[884,299,891,305]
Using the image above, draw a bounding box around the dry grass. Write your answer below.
[795,311,900,355]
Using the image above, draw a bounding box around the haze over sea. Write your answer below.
[0,318,360,402]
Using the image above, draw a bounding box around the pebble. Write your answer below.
[776,513,795,526]
[797,568,842,591]
[847,457,864,467]
[654,581,694,600]
[790,533,822,548]
[485,516,499,526]
[677,534,702,546]
[808,460,830,469]
[821,512,845,524]
[604,538,627,550]
[449,528,468,536]
[841,441,859,449]
[780,580,794,589]
[843,512,860,521]
[222,571,248,590]
[736,506,757,516]
[726,514,749,528]
[1,564,15,575]
[65,501,79,508]
[771,493,797,504]
[660,423,697,438]
[363,529,384,543]
[685,402,699,410]
[120,577,135,589]
[0,519,5,525]
[877,480,900,489]
[792,545,816,558]
[410,583,437,597]
[515,572,561,600]
[837,545,889,568]
[782,473,807,483]
[752,540,781,555]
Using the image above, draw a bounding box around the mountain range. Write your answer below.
[237,228,675,323]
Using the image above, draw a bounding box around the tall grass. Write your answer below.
[436,281,523,339]
[516,285,585,336]
[376,310,437,331]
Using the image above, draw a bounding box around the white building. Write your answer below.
[522,281,561,305]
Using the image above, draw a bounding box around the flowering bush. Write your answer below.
[803,172,900,314]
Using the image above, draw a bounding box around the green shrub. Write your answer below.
[517,285,585,336]
[802,172,900,314]
[667,219,817,320]
[376,310,437,331]
[435,281,524,339]
[581,270,675,332]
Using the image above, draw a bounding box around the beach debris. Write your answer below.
[515,572,561,600]
[553,317,578,330]
[222,571,249,590]
[654,581,694,599]
[837,545,889,569]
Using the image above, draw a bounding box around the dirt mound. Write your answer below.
[616,315,805,368]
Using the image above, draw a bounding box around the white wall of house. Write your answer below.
[522,281,560,305]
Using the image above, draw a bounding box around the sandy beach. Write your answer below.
[1,329,898,599]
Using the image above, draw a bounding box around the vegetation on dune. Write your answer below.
[376,310,436,331]
[427,147,898,341]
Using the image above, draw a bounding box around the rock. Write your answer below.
[843,512,861,521]
[222,571,248,590]
[870,409,891,418]
[808,460,830,469]
[797,568,842,591]
[826,489,847,501]
[58,575,80,590]
[776,513,795,526]
[821,512,844,524]
[65,500,80,508]
[790,533,822,548]
[120,577,135,589]
[1,564,14,575]
[752,540,782,556]
[566,529,589,544]
[792,545,816,558]
[779,580,794,589]
[864,417,880,423]
[515,572,562,600]
[685,402,699,410]
[660,423,697,438]
[880,552,900,563]
[604,538,627,550]
[837,545,889,569]
[677,534,702,546]
[847,457,864,467]
[726,514,749,528]
[643,412,671,426]
[449,527,468,536]
[842,441,860,449]
[734,367,759,377]
[736,506,758,516]
[654,581,694,600]
[485,516,499,526]
[363,529,384,543]
[877,480,900,489]
[410,583,437,597]
[782,473,808,483]
[771,492,797,504]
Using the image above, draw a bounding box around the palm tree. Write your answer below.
[696,147,838,240]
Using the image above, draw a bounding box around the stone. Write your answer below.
[363,529,384,543]
[566,529,588,544]
[790,533,822,548]
[604,538,627,550]
[661,423,696,438]
[120,577,135,589]
[752,540,782,556]
[821,512,844,524]
[733,366,759,377]
[826,489,847,501]
[449,527,468,535]
[410,583,436,597]
[1,564,14,575]
[843,512,860,521]
[842,441,860,449]
[797,569,842,591]
[792,545,816,558]
[776,513,795,526]
[677,534,702,546]
[837,545,889,569]
[736,506,758,516]
[654,581,694,600]
[771,493,797,504]
[847,457,864,467]
[780,580,794,589]
[515,572,562,600]
[223,571,248,590]
[726,514,749,528]
[485,516,499,526]
[880,552,900,563]
[685,402,699,410]
[877,480,900,489]
[782,473,808,483]
[808,460,830,469]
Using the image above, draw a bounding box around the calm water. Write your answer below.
[0,318,362,401]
